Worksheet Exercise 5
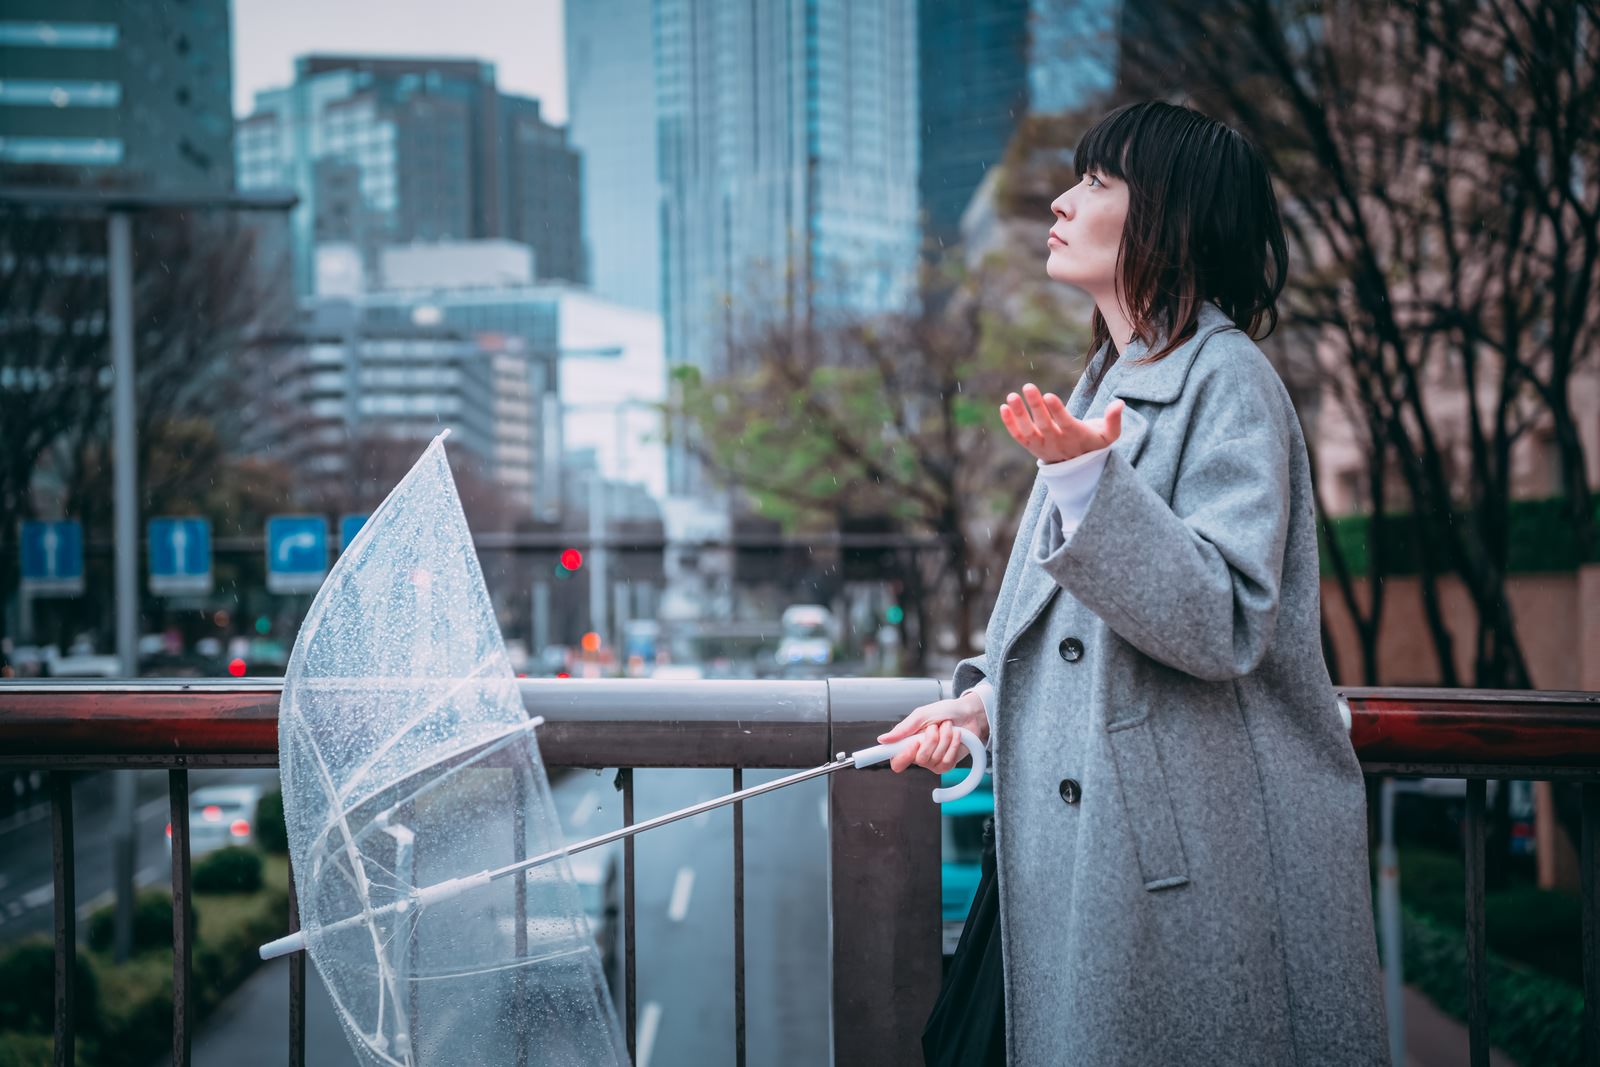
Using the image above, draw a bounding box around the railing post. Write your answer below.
[1582,783,1599,1067]
[827,678,942,1066]
[287,853,305,1067]
[170,768,194,1067]
[51,772,76,1067]
[1464,779,1488,1067]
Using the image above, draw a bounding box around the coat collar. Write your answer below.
[1106,302,1239,405]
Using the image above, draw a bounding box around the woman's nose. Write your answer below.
[1051,191,1073,220]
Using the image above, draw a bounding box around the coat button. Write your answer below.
[1058,636,1084,662]
[1059,778,1082,805]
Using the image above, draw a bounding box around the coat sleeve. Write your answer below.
[1031,360,1294,682]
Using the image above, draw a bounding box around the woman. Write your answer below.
[881,101,1389,1065]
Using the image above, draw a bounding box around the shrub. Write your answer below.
[0,1033,54,1067]
[191,847,263,895]
[1402,906,1584,1067]
[0,937,98,1035]
[86,889,196,955]
[254,790,288,854]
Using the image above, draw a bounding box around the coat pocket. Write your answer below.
[1105,717,1191,892]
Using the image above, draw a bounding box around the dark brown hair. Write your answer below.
[1073,100,1288,363]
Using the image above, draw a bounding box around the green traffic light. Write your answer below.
[885,605,904,624]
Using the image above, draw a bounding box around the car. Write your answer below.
[167,783,265,855]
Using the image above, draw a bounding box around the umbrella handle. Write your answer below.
[849,727,987,803]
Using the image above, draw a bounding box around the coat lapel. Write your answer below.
[997,305,1239,656]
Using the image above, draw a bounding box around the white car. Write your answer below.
[167,784,265,855]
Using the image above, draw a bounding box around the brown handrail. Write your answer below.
[4,681,1599,772]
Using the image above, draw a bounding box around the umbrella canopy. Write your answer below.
[278,433,628,1066]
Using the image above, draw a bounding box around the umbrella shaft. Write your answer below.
[485,756,857,884]
[260,755,860,959]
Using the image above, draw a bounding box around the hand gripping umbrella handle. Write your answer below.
[849,727,987,802]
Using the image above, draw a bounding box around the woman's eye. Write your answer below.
[1085,174,1103,189]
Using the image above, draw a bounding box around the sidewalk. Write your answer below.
[1403,985,1517,1067]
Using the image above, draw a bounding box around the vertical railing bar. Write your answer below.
[287,852,305,1067]
[621,767,637,1062]
[170,767,194,1067]
[51,772,76,1067]
[1580,783,1599,1067]
[733,766,746,1067]
[1464,778,1488,1067]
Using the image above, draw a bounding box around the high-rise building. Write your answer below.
[918,0,1031,253]
[0,1,234,193]
[654,0,920,496]
[565,0,660,314]
[236,55,583,294]
[918,0,1119,253]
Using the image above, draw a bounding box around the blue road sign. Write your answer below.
[266,515,328,594]
[20,520,84,595]
[149,517,212,596]
[339,513,369,551]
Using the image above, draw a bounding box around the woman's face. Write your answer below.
[1045,171,1129,297]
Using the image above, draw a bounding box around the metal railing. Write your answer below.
[0,676,943,1067]
[2,681,1599,1066]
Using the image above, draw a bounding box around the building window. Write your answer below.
[0,22,119,48]
[0,79,121,108]
[0,136,123,165]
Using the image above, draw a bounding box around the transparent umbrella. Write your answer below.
[263,432,628,1066]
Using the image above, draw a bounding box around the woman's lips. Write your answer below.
[1047,233,1067,247]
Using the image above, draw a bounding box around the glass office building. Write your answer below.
[237,56,582,295]
[566,0,661,315]
[0,1,233,193]
[654,0,920,495]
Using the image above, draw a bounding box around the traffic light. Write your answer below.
[580,631,602,654]
[560,548,583,571]
[885,605,904,625]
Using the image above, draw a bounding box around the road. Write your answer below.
[176,764,832,1065]
[0,767,280,945]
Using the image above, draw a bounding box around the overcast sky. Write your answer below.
[231,0,567,122]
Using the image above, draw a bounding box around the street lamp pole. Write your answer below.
[107,210,139,961]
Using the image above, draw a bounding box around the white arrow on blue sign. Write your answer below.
[149,517,212,596]
[266,515,329,594]
[20,520,85,596]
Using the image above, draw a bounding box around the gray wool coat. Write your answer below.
[952,302,1389,1065]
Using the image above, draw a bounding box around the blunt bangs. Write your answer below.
[1072,101,1288,364]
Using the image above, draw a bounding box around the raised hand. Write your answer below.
[1000,383,1123,464]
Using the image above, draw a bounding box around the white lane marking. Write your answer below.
[20,883,54,909]
[0,874,9,890]
[569,789,599,829]
[818,796,828,829]
[637,1001,663,1067]
[666,866,695,922]
[7,901,23,917]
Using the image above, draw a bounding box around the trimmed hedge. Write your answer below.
[86,888,195,956]
[1320,494,1600,577]
[1402,906,1585,1067]
[0,939,96,1035]
[0,852,289,1067]
[254,790,288,854]
[192,846,263,895]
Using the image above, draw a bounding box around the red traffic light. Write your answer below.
[560,548,584,571]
